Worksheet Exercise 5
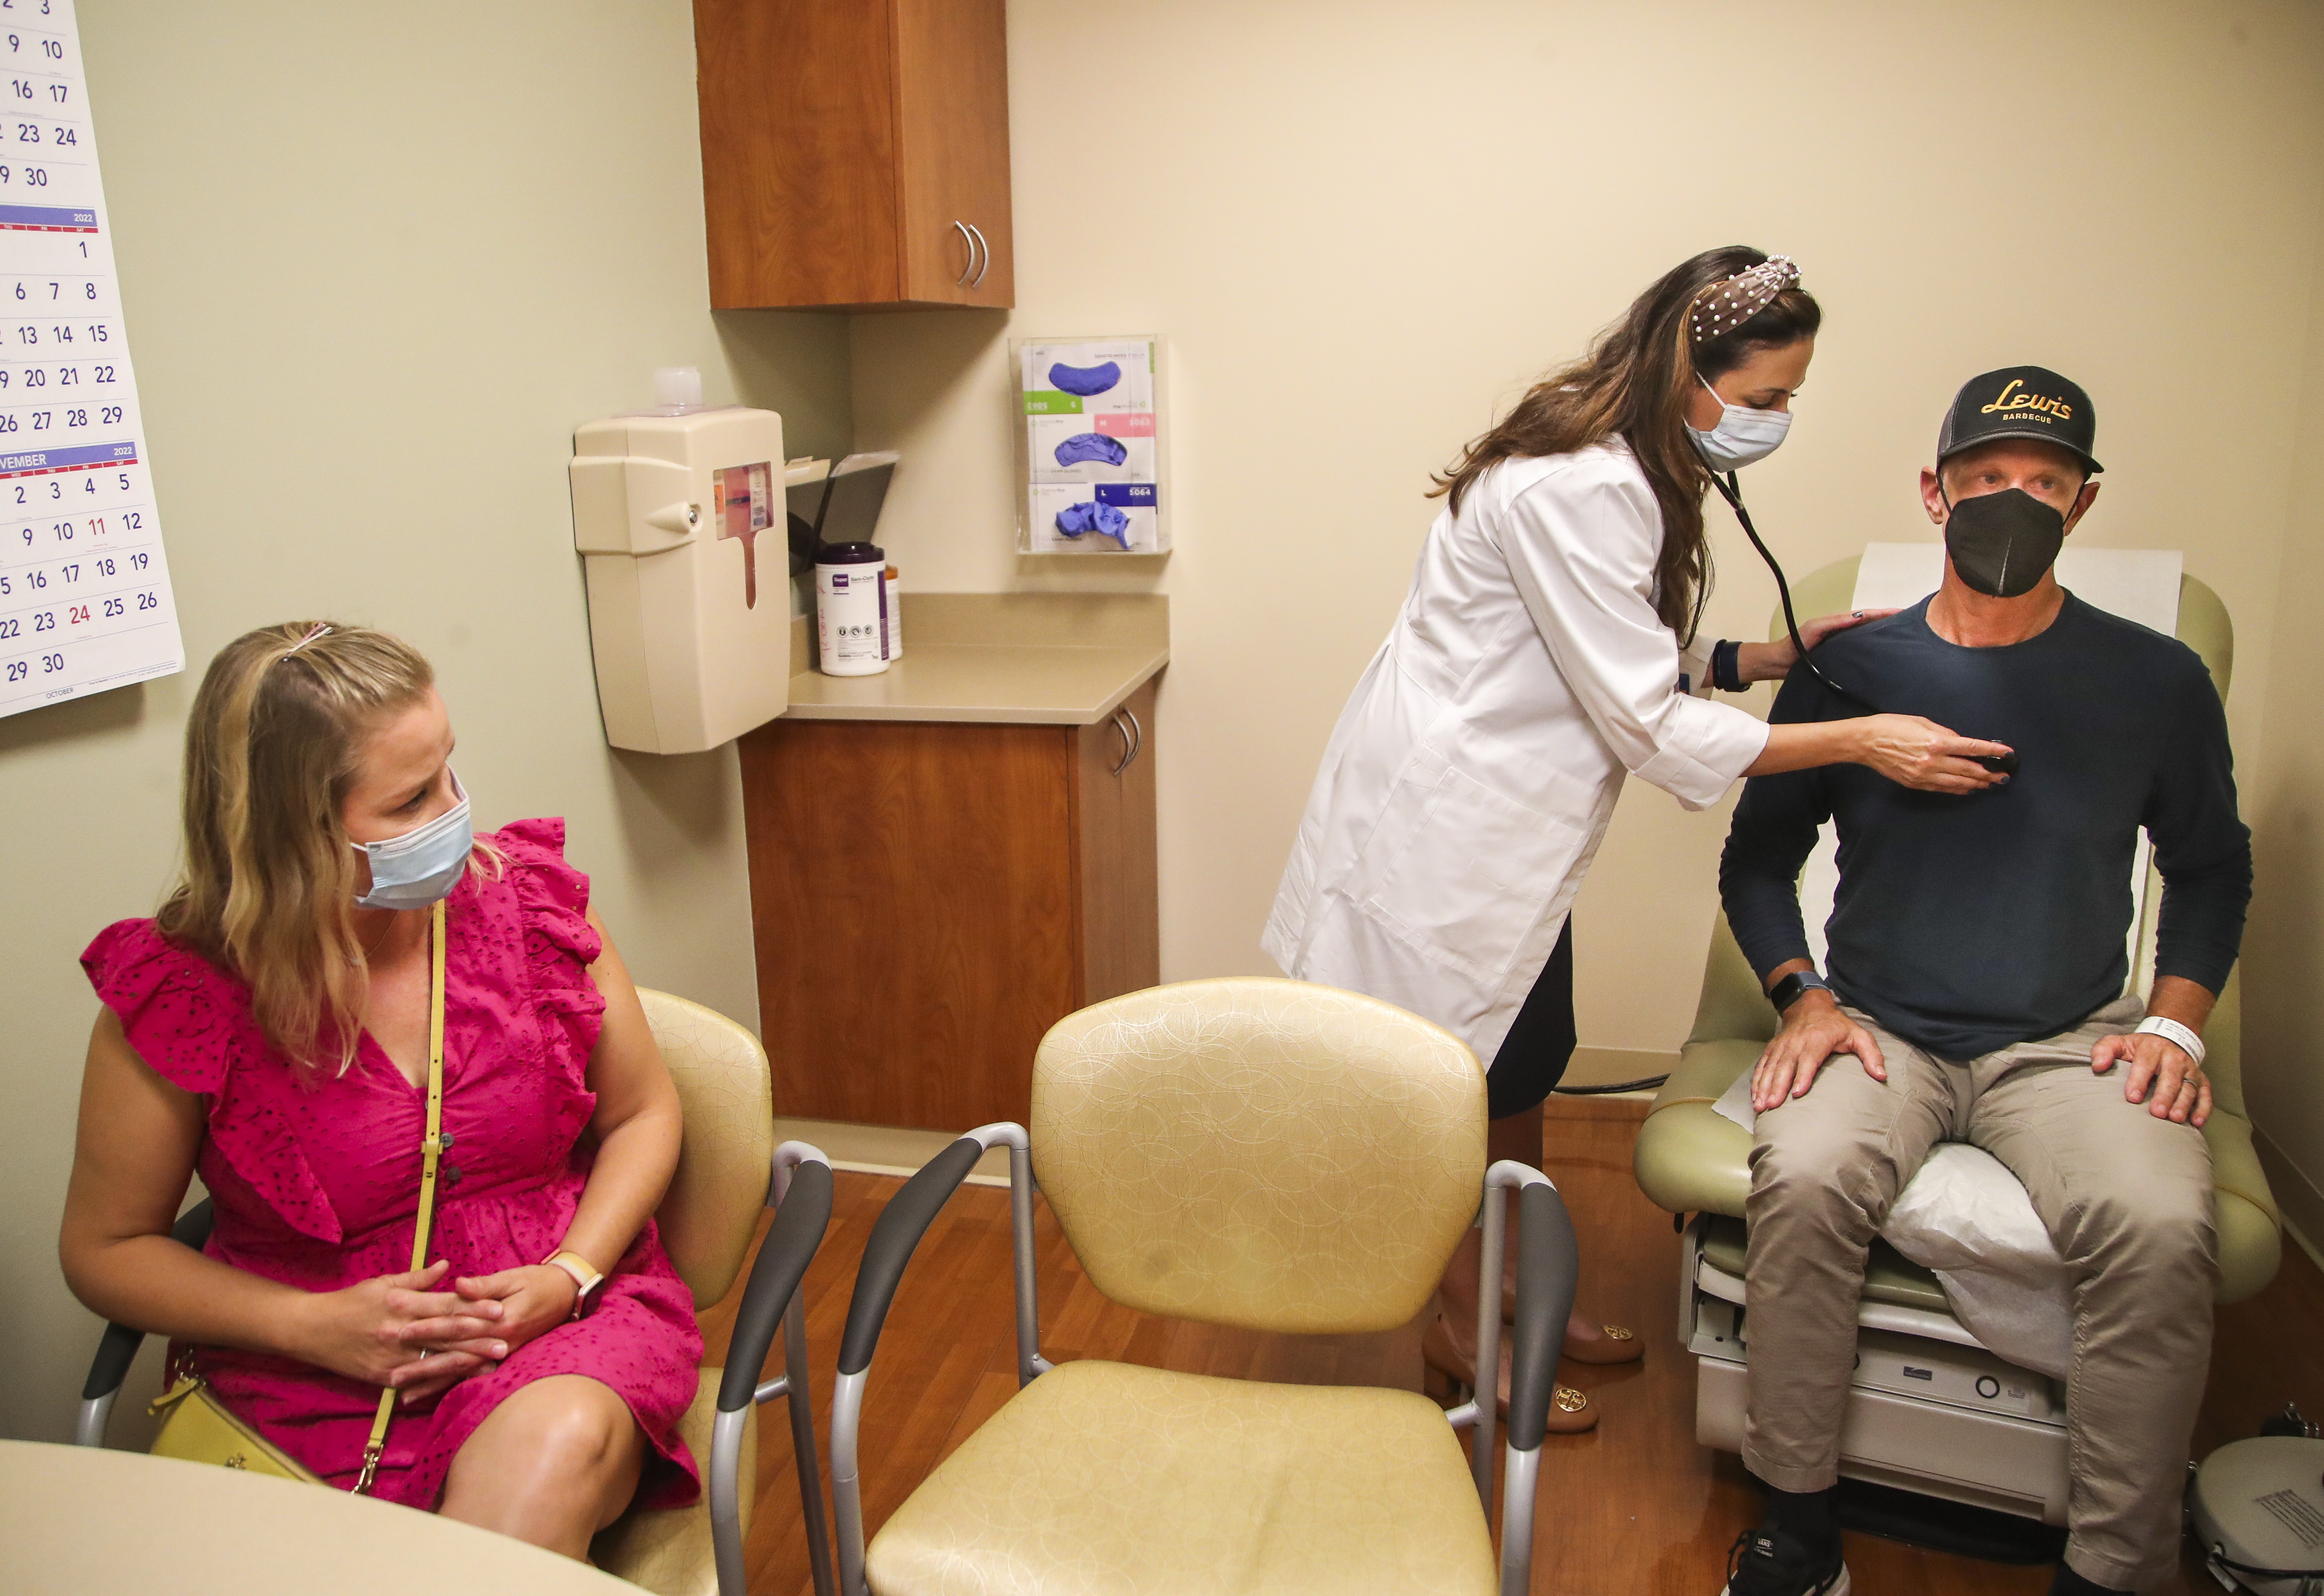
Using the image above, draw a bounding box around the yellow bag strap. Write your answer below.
[355,898,449,1496]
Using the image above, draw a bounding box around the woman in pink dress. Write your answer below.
[59,620,703,1559]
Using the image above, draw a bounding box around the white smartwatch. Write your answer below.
[543,1248,606,1319]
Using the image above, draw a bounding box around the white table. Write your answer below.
[0,1440,632,1594]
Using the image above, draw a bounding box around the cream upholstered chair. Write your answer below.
[1630,561,2281,1525]
[825,977,1581,1596]
[76,988,837,1596]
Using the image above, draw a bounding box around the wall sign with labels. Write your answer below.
[0,0,181,720]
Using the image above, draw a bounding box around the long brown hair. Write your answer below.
[158,622,488,1073]
[1433,247,1822,644]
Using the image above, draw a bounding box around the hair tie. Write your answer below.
[1688,256,1800,346]
[278,622,332,660]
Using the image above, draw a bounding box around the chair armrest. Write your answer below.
[718,1158,833,1414]
[81,1198,215,1404]
[1506,1181,1578,1451]
[838,1136,987,1378]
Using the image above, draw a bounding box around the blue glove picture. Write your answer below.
[1047,360,1121,397]
[1053,432,1128,469]
[1056,500,1132,551]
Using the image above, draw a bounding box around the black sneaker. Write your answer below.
[1719,1525,1850,1596]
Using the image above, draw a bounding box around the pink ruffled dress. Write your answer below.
[80,819,703,1510]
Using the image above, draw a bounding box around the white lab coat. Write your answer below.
[1262,439,1771,1065]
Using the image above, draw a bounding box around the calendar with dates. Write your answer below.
[0,0,179,720]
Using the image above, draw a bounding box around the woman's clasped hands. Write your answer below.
[293,1259,581,1405]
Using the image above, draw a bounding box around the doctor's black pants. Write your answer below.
[1486,917,1575,1119]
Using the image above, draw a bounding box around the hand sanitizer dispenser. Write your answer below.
[569,370,790,754]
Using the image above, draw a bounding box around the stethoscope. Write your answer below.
[1707,469,2020,778]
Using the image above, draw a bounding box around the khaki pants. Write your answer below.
[1743,997,2217,1591]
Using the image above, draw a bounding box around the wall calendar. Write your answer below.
[0,0,179,720]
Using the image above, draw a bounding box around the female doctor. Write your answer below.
[1262,248,2011,1429]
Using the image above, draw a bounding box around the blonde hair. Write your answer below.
[158,621,491,1073]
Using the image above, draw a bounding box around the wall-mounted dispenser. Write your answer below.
[569,371,790,754]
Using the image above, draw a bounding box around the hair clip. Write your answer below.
[279,622,332,659]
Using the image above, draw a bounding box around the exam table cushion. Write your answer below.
[1635,1038,2282,1305]
[863,1358,1495,1596]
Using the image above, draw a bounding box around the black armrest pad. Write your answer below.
[837,1137,984,1377]
[717,1160,834,1413]
[82,1198,215,1402]
[1506,1182,1579,1451]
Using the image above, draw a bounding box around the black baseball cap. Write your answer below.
[1936,365,2102,475]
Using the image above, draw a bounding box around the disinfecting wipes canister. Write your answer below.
[816,541,889,676]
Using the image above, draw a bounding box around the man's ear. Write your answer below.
[1919,466,1948,525]
[2063,478,2101,536]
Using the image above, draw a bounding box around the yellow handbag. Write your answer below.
[149,899,452,1495]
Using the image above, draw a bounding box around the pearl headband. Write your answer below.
[1689,256,1800,346]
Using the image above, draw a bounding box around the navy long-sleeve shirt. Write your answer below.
[1719,594,2251,1061]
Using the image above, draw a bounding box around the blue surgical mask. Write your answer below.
[352,770,473,911]
[1686,374,1793,472]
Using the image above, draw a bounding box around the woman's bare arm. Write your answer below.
[558,907,683,1273]
[58,1008,293,1342]
[1749,714,2012,795]
[60,1009,510,1388]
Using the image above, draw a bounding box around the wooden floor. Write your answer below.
[700,1100,2324,1596]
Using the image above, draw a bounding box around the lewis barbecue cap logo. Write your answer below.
[1980,377,2073,422]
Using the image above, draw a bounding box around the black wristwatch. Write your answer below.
[1767,970,1835,1014]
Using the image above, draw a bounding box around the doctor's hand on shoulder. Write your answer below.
[1732,607,1898,683]
[1749,963,1887,1113]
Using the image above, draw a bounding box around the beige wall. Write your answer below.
[0,2,848,1442]
[2244,167,2324,1258]
[10,0,2324,1449]
[854,0,2324,1073]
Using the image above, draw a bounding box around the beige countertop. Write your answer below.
[785,592,1167,726]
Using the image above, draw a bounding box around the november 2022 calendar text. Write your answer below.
[0,0,181,720]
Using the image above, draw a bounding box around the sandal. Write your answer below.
[1561,1321,1643,1366]
[1420,1312,1597,1433]
[1498,1282,1645,1365]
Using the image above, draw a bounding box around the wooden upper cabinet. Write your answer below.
[693,0,1014,311]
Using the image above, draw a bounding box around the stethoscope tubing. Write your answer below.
[1707,470,1881,716]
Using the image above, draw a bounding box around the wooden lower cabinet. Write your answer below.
[738,680,1159,1132]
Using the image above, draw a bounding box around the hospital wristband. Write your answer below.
[2133,1015,2205,1069]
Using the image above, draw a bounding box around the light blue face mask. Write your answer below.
[1686,373,1793,472]
[352,770,473,911]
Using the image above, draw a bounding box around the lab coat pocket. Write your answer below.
[1354,757,1590,987]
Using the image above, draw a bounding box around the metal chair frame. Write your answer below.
[74,1140,841,1596]
[827,1122,1578,1596]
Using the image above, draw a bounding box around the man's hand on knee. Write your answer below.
[1752,993,1887,1112]
[2090,1030,2211,1127]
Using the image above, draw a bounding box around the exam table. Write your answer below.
[1630,554,2281,1526]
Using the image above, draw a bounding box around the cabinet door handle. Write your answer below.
[951,220,977,287]
[1110,705,1143,776]
[966,222,991,289]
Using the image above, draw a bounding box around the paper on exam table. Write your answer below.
[1712,1080,2074,1377]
